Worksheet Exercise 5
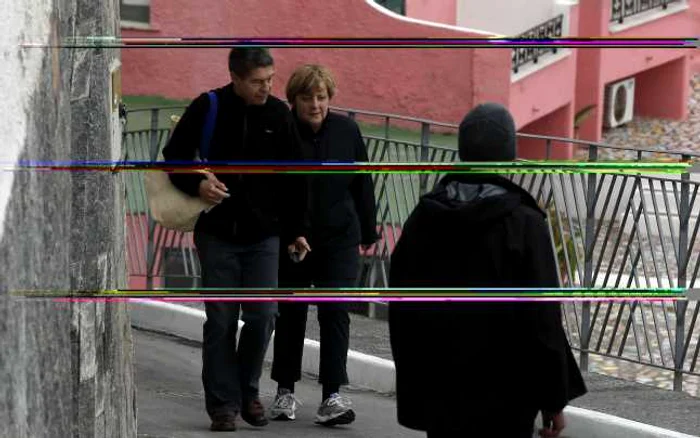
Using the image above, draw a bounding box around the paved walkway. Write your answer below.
[136,328,421,438]
[155,77,700,435]
[175,302,700,435]
[302,306,700,436]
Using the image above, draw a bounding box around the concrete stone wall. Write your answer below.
[0,0,137,437]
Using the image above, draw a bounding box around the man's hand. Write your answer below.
[287,236,311,262]
[539,410,566,438]
[360,243,375,252]
[198,172,229,204]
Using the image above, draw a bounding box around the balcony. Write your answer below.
[611,0,681,24]
[511,14,564,74]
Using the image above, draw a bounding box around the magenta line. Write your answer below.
[52,297,679,303]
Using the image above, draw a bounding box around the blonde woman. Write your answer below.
[269,65,378,426]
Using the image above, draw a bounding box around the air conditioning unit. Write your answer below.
[603,77,635,128]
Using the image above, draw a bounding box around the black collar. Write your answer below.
[293,108,330,140]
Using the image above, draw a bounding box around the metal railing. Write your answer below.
[611,0,681,24]
[512,14,564,74]
[122,104,699,393]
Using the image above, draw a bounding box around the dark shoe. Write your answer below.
[241,399,269,427]
[210,412,237,431]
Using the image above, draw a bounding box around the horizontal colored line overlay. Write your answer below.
[17,288,689,301]
[26,37,699,49]
[8,161,691,174]
[16,287,688,293]
[55,298,682,303]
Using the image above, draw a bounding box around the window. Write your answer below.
[375,0,405,15]
[120,0,150,25]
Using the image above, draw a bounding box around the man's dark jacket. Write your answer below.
[162,84,307,245]
[294,111,378,249]
[388,174,587,431]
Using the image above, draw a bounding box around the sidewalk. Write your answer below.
[133,301,700,437]
[135,329,421,437]
[302,306,700,437]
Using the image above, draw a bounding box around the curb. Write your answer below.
[129,300,698,438]
[128,299,395,394]
[560,406,699,438]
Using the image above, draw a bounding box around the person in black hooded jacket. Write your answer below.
[268,64,379,427]
[388,103,586,438]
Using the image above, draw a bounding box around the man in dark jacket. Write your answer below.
[162,48,309,432]
[388,103,586,438]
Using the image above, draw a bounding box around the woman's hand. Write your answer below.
[288,236,311,262]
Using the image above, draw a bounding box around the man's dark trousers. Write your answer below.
[195,231,279,418]
[271,244,359,390]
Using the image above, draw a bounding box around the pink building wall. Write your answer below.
[121,0,511,126]
[122,0,583,158]
[692,0,700,73]
[518,104,575,160]
[510,7,579,129]
[405,0,457,25]
[505,6,579,158]
[122,1,693,157]
[575,0,692,143]
[632,57,689,121]
[510,56,577,132]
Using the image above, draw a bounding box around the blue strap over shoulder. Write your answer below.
[200,91,218,162]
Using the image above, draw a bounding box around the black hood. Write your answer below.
[458,102,517,162]
[417,174,544,224]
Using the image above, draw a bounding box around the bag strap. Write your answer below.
[200,91,218,162]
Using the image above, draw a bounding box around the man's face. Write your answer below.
[231,65,274,106]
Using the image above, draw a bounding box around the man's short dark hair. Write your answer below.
[228,48,274,78]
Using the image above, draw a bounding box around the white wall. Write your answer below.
[456,0,574,36]
[0,0,51,241]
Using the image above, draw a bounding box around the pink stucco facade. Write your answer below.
[405,0,695,148]
[575,0,693,143]
[509,6,580,159]
[691,0,700,73]
[405,0,457,25]
[122,0,694,157]
[121,0,510,127]
[121,0,578,157]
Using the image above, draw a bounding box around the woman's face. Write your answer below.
[294,83,330,132]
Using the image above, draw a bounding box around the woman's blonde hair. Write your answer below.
[286,64,337,104]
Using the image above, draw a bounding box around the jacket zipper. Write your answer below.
[309,135,321,228]
[241,111,248,157]
[231,111,249,237]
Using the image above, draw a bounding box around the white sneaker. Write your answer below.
[270,392,300,421]
[315,394,355,426]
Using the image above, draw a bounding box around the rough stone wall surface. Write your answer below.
[0,0,136,437]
